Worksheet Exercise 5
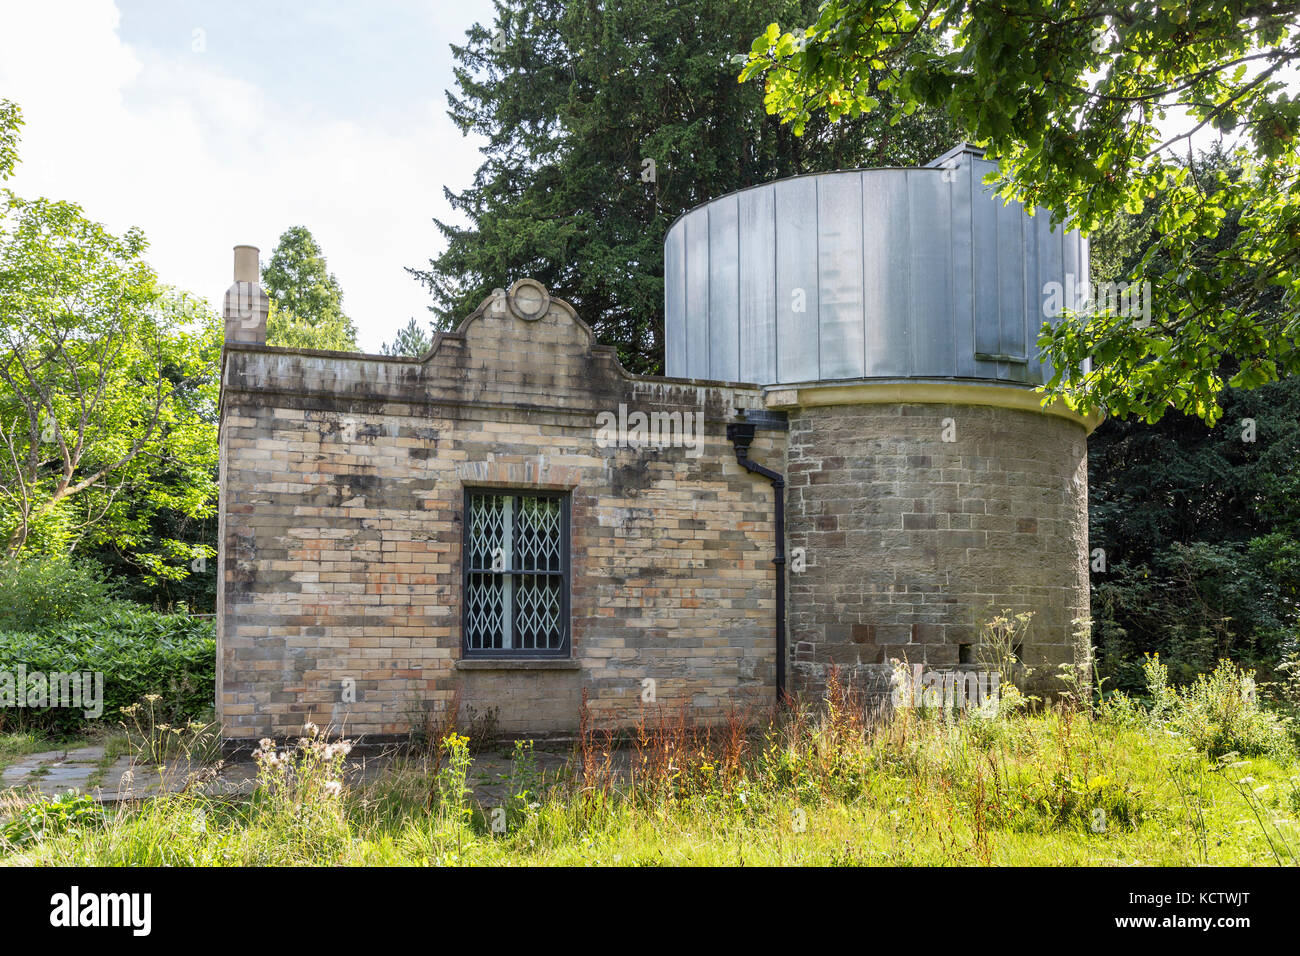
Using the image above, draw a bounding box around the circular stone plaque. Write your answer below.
[506,278,551,321]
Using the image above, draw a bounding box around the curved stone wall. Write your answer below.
[779,396,1090,698]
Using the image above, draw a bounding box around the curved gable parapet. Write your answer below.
[223,277,767,416]
[450,280,608,359]
[393,278,635,385]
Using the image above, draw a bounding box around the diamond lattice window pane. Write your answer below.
[467,493,505,570]
[465,572,504,649]
[515,496,562,572]
[513,574,563,649]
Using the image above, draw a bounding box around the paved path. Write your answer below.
[1,745,221,802]
[1,743,577,806]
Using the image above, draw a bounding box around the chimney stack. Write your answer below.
[223,244,269,345]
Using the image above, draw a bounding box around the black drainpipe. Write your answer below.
[726,417,786,707]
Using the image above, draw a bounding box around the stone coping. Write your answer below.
[763,379,1103,433]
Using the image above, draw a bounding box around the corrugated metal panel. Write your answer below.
[950,159,977,379]
[995,187,1026,380]
[817,172,865,380]
[909,169,952,378]
[738,185,777,384]
[971,159,1001,381]
[683,207,710,378]
[663,148,1087,387]
[664,224,686,376]
[1034,212,1064,384]
[708,194,740,382]
[774,175,819,383]
[862,170,909,377]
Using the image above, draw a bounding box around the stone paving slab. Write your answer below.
[11,749,67,766]
[59,746,105,764]
[0,750,68,786]
[2,742,585,807]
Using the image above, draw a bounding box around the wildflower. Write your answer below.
[323,741,354,761]
[323,781,342,797]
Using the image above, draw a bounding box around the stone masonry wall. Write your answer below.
[217,285,785,739]
[783,401,1090,699]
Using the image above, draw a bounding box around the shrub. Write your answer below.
[0,556,123,632]
[0,790,106,849]
[0,607,214,734]
[1146,655,1292,759]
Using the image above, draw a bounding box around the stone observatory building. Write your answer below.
[216,145,1098,741]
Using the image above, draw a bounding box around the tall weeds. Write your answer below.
[9,670,1299,867]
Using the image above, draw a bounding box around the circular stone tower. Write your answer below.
[663,145,1098,698]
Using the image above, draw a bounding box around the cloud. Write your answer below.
[0,0,487,350]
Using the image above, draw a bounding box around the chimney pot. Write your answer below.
[233,245,260,284]
[225,245,268,346]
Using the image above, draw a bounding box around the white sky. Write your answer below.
[0,0,497,351]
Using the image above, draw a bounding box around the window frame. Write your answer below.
[460,487,572,659]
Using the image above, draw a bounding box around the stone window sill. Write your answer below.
[455,659,581,671]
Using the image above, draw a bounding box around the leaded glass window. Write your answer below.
[463,490,570,656]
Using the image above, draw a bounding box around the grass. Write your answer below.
[0,732,51,774]
[2,668,1298,867]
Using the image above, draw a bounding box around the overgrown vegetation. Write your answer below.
[0,552,214,736]
[0,609,214,735]
[4,654,1296,866]
[0,555,125,631]
[0,99,219,609]
[1135,655,1292,760]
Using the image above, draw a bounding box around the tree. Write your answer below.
[1089,376,1300,688]
[1087,149,1300,687]
[0,99,219,582]
[381,317,433,357]
[265,301,360,352]
[411,0,961,373]
[742,2,1300,424]
[263,226,359,351]
[0,99,20,181]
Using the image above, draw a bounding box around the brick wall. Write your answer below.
[219,280,1093,739]
[217,284,785,739]
[782,401,1090,698]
